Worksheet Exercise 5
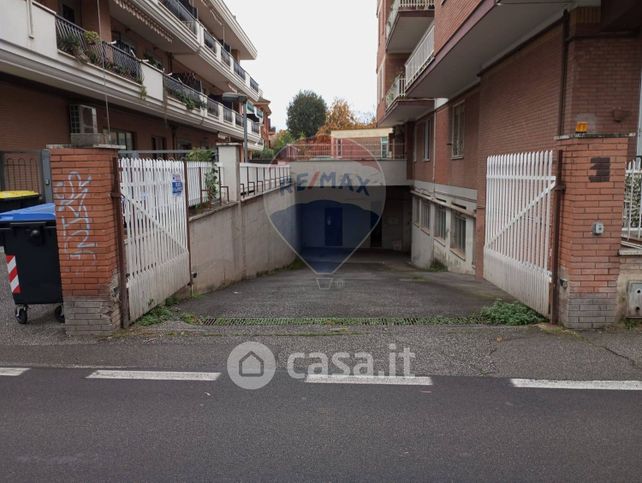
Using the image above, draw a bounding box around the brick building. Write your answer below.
[377,0,642,326]
[0,0,268,153]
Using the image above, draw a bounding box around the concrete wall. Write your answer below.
[189,188,297,294]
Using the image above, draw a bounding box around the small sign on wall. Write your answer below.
[172,174,183,196]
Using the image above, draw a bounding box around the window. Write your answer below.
[414,122,424,163]
[435,205,447,241]
[451,212,466,256]
[151,136,166,151]
[424,117,433,161]
[106,129,135,150]
[413,197,420,225]
[421,199,430,231]
[381,137,389,159]
[451,102,465,158]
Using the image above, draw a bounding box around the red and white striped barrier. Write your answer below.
[6,255,20,295]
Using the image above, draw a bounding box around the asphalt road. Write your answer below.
[1,367,640,482]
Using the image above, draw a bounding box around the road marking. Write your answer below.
[86,370,221,382]
[0,368,29,377]
[510,379,642,391]
[305,375,434,386]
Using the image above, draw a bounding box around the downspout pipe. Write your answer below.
[550,10,570,324]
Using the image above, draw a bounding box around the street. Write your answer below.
[1,365,640,482]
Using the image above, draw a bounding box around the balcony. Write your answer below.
[405,25,434,88]
[386,0,434,54]
[1,0,264,147]
[55,16,141,84]
[109,0,261,100]
[405,0,592,99]
[385,74,406,110]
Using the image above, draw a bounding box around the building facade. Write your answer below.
[0,0,267,153]
[377,0,642,325]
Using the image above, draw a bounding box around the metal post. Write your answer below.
[243,101,248,163]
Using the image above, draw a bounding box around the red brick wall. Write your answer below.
[0,80,70,150]
[411,88,480,191]
[0,79,220,151]
[556,137,630,327]
[434,0,483,53]
[564,10,642,135]
[51,148,122,334]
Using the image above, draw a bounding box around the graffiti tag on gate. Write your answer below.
[54,171,97,260]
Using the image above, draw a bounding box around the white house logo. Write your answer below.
[227,342,276,390]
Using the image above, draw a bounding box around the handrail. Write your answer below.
[405,24,435,87]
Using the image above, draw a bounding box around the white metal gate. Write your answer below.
[119,157,190,321]
[484,151,556,315]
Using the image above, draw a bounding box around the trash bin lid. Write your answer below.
[0,203,55,222]
[0,190,40,200]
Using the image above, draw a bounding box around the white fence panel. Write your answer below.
[186,161,215,207]
[623,156,642,248]
[120,157,190,321]
[239,163,291,200]
[484,151,556,316]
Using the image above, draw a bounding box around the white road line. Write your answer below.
[305,374,434,386]
[0,368,30,377]
[86,370,222,382]
[510,379,642,391]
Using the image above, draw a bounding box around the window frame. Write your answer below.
[420,199,431,232]
[434,205,447,242]
[424,116,433,161]
[450,212,467,258]
[451,101,465,159]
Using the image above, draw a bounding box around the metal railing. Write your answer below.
[240,163,292,200]
[163,74,204,109]
[405,24,435,87]
[233,60,247,81]
[160,0,197,24]
[203,29,218,55]
[223,106,234,123]
[387,0,434,38]
[55,16,142,83]
[250,77,259,92]
[207,98,221,119]
[385,74,406,109]
[623,156,642,249]
[275,142,406,161]
[220,48,231,66]
[251,121,260,134]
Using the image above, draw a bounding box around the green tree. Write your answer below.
[272,129,295,152]
[286,90,327,138]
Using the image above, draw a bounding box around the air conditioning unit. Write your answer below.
[69,104,109,146]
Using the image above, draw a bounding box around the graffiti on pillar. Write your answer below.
[54,171,97,260]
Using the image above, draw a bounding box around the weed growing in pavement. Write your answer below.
[138,304,175,326]
[427,260,447,272]
[479,300,546,326]
[623,318,641,330]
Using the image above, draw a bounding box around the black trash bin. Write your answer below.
[0,191,42,213]
[0,203,64,324]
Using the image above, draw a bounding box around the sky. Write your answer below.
[225,0,378,131]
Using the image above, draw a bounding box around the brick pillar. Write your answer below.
[51,148,122,336]
[556,136,631,328]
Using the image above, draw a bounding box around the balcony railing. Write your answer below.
[385,74,406,109]
[405,24,435,87]
[203,29,218,55]
[160,0,197,23]
[207,98,221,119]
[223,106,234,123]
[233,60,247,81]
[250,77,259,93]
[55,16,141,83]
[163,74,205,110]
[251,121,260,134]
[386,0,435,38]
[234,114,243,127]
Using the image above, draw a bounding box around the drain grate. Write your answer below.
[199,316,481,326]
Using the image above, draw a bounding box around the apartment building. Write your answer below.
[0,0,267,153]
[377,0,642,325]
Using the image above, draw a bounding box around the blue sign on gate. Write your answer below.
[172,174,183,197]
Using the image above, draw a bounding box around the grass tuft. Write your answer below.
[479,300,546,326]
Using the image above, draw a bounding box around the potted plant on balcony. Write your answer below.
[83,31,100,46]
[58,33,86,61]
